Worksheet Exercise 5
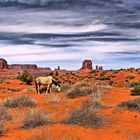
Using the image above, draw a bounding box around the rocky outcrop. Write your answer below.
[53,66,68,75]
[95,65,103,72]
[9,64,38,70]
[0,58,8,69]
[38,67,52,73]
[82,60,93,70]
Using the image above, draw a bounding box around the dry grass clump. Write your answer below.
[21,109,49,129]
[0,104,12,121]
[60,82,71,92]
[118,98,140,112]
[127,132,140,140]
[64,99,106,128]
[0,121,6,136]
[27,133,79,140]
[76,81,90,87]
[125,75,135,80]
[67,81,98,98]
[46,95,66,104]
[3,95,36,108]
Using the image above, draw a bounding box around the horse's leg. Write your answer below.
[46,84,50,94]
[47,84,52,94]
[49,84,52,93]
[38,84,41,94]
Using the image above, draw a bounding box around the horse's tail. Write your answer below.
[35,80,38,93]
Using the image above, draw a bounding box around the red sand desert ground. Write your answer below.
[0,69,140,140]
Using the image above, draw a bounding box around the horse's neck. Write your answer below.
[52,78,58,86]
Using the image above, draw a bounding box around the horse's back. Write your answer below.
[36,76,53,85]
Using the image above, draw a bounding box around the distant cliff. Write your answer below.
[9,64,38,70]
[0,58,103,75]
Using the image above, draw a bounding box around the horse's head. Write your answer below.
[56,83,61,92]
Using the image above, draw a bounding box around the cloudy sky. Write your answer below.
[0,0,140,70]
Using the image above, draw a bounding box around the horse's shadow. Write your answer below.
[39,87,48,94]
[39,86,59,94]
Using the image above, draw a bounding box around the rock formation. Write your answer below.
[82,60,93,70]
[0,58,8,69]
[95,65,103,72]
[9,64,38,70]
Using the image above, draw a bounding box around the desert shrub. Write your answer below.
[17,70,33,85]
[127,67,135,72]
[137,70,140,74]
[77,81,90,87]
[118,98,140,112]
[27,133,79,140]
[67,81,98,98]
[129,82,140,95]
[94,73,98,76]
[99,76,110,80]
[0,121,6,136]
[7,88,20,92]
[64,99,106,128]
[125,79,129,83]
[112,70,119,74]
[0,104,12,121]
[21,109,49,129]
[131,86,140,95]
[3,95,36,108]
[46,95,66,104]
[109,80,114,86]
[100,71,107,77]
[125,75,135,80]
[130,82,140,87]
[60,82,71,92]
[127,132,140,140]
[0,79,3,83]
[91,70,97,73]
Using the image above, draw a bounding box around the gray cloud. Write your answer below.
[0,0,140,69]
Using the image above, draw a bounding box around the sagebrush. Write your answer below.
[118,98,140,112]
[3,95,36,108]
[21,109,49,129]
[0,104,12,121]
[67,81,99,98]
[64,99,106,128]
[0,121,6,136]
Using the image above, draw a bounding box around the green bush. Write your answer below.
[130,82,140,88]
[130,82,140,95]
[131,87,140,95]
[17,70,33,85]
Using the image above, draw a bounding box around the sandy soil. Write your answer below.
[0,70,140,140]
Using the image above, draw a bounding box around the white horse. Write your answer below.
[35,76,61,94]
